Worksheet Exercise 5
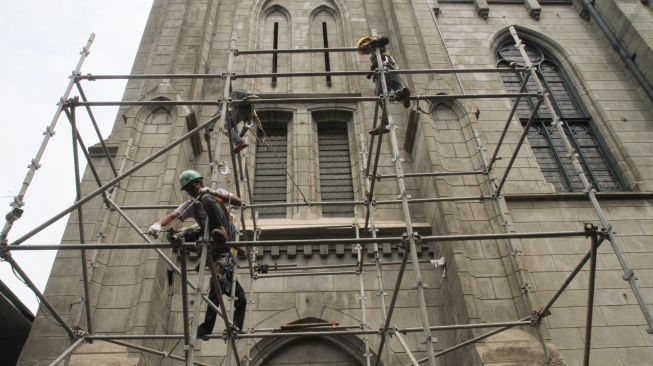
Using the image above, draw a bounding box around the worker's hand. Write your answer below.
[148,222,162,238]
[198,187,213,195]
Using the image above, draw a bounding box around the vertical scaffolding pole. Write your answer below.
[358,119,391,364]
[179,245,192,358]
[355,227,373,366]
[187,234,210,366]
[370,46,437,366]
[68,104,94,335]
[583,226,599,366]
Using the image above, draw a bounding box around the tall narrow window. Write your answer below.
[322,22,332,87]
[316,112,354,217]
[311,9,341,91]
[254,113,290,218]
[497,41,624,192]
[261,8,289,92]
[272,22,278,87]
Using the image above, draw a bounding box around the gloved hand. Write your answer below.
[148,222,162,238]
[198,187,213,195]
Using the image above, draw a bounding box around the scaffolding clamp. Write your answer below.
[43,125,56,137]
[28,159,42,170]
[583,223,599,238]
[0,239,11,260]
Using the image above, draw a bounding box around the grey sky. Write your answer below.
[0,1,154,312]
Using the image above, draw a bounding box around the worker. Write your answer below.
[148,169,247,339]
[226,89,260,153]
[357,35,411,109]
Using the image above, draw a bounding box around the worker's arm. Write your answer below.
[215,191,242,207]
[148,211,180,238]
[159,211,180,226]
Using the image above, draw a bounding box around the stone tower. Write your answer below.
[15,0,653,365]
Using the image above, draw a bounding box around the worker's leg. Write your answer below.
[232,282,247,330]
[201,195,230,233]
[224,120,242,146]
[198,275,219,338]
[220,276,246,330]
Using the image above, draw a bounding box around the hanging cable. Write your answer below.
[245,115,312,207]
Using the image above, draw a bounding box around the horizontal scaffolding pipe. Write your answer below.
[11,230,589,250]
[375,171,485,180]
[233,230,588,247]
[389,67,530,75]
[104,340,209,366]
[256,270,358,278]
[375,196,491,205]
[236,46,358,55]
[258,259,432,272]
[85,320,533,342]
[7,243,195,251]
[77,73,224,81]
[75,67,530,82]
[118,194,488,210]
[73,92,541,108]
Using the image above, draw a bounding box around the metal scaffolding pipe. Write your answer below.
[583,229,599,366]
[104,339,210,366]
[72,93,540,108]
[74,67,529,82]
[375,171,484,180]
[1,34,95,243]
[236,46,358,55]
[256,270,358,278]
[83,319,535,342]
[74,82,118,176]
[487,73,531,172]
[9,113,221,246]
[179,246,191,354]
[414,317,530,364]
[68,105,94,335]
[395,328,419,366]
[8,230,589,250]
[494,98,543,196]
[47,337,85,366]
[2,256,75,338]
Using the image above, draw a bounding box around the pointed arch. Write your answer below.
[247,317,378,365]
[493,33,624,192]
[258,4,291,92]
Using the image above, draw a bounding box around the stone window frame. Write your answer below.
[496,40,625,192]
[312,109,356,217]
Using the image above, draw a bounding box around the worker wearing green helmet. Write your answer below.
[148,169,246,339]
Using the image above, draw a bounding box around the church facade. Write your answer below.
[18,0,653,365]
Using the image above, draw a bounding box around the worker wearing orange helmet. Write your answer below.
[357,34,411,108]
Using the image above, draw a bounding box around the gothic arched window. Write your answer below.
[497,41,624,192]
[261,8,290,90]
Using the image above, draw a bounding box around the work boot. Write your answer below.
[368,125,390,136]
[211,227,229,243]
[197,323,211,341]
[234,142,249,154]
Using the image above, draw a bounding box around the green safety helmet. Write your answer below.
[179,170,203,190]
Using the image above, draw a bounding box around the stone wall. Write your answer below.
[18,0,653,365]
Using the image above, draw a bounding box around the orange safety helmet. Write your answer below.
[356,36,374,55]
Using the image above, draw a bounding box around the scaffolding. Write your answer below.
[1,26,652,366]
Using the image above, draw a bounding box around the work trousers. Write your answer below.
[204,275,247,332]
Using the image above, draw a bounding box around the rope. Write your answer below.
[245,116,312,207]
